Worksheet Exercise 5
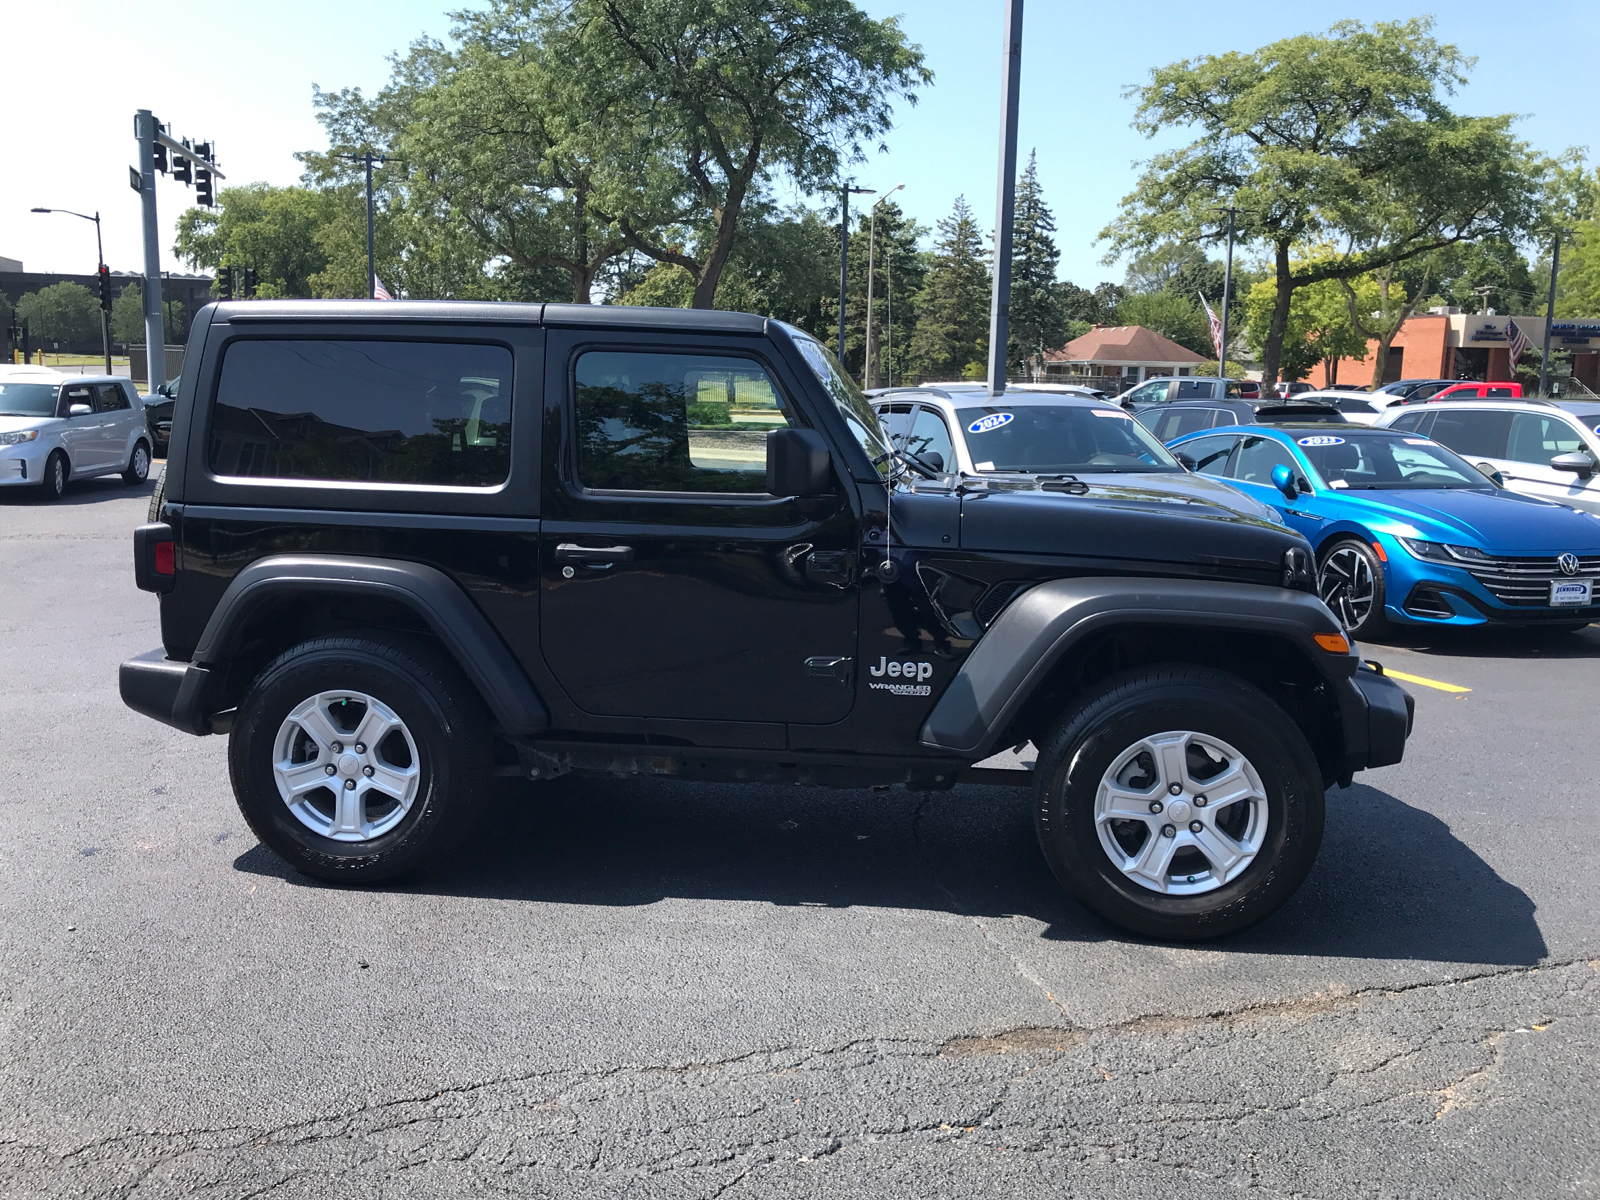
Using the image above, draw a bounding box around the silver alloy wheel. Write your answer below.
[130,444,149,480]
[272,690,421,842]
[49,455,66,495]
[1094,730,1268,895]
[1319,544,1374,632]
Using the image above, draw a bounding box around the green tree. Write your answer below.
[1009,150,1067,374]
[109,284,190,346]
[1244,262,1372,383]
[817,200,927,384]
[907,196,990,382]
[1114,290,1211,357]
[565,0,930,309]
[175,183,336,297]
[1337,261,1425,389]
[1102,18,1547,387]
[1058,280,1122,324]
[15,283,99,344]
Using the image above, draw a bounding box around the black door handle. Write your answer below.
[555,543,635,568]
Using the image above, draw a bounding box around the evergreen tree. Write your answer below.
[907,196,991,381]
[1008,150,1067,374]
[821,201,928,385]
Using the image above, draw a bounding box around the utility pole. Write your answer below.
[1539,231,1563,399]
[1218,206,1238,375]
[338,150,392,298]
[863,184,905,388]
[133,111,223,390]
[985,0,1024,396]
[838,180,874,363]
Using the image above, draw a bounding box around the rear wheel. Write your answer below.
[40,451,67,500]
[1033,665,1325,940]
[146,465,166,522]
[229,636,494,882]
[1319,538,1389,640]
[122,440,151,485]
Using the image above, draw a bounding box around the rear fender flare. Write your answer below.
[919,577,1355,760]
[194,554,549,736]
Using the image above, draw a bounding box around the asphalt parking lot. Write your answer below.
[2,472,1597,1199]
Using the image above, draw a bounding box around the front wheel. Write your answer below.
[229,636,494,883]
[1033,665,1325,940]
[40,451,68,500]
[1319,538,1390,640]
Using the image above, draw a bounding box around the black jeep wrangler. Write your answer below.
[121,301,1412,939]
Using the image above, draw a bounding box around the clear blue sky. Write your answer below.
[4,0,1595,286]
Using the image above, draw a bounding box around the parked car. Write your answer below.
[1167,422,1600,638]
[1118,376,1257,409]
[1374,379,1457,404]
[122,300,1413,940]
[1377,399,1600,515]
[1424,381,1524,402]
[143,375,179,457]
[0,374,153,499]
[1274,390,1388,425]
[871,385,1179,476]
[1275,381,1316,398]
[1130,398,1347,443]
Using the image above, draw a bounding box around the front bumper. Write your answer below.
[0,445,46,486]
[119,649,215,736]
[1335,662,1414,778]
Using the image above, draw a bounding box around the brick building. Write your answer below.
[1307,312,1600,391]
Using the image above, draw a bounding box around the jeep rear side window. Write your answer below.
[573,350,795,493]
[209,340,512,487]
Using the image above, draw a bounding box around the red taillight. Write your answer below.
[153,541,175,575]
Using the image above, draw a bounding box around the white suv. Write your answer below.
[1377,399,1600,514]
[0,375,153,499]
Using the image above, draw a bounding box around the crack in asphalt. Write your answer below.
[4,959,1594,1197]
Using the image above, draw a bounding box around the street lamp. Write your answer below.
[839,181,875,362]
[863,184,905,389]
[31,207,111,374]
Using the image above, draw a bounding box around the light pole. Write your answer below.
[1538,230,1565,399]
[31,207,111,374]
[838,180,875,363]
[985,0,1024,396]
[863,183,905,388]
[338,150,395,298]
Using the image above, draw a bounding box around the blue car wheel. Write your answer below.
[1318,538,1390,639]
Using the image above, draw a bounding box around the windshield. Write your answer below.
[787,330,892,480]
[955,405,1181,474]
[1296,432,1491,490]
[0,382,59,418]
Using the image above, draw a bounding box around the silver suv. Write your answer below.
[0,374,153,499]
[1377,399,1600,514]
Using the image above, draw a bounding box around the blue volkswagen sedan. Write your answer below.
[1166,423,1600,638]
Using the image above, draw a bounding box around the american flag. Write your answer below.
[373,275,393,301]
[1505,317,1529,361]
[1199,292,1225,361]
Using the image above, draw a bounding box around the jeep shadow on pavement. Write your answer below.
[120,300,1414,940]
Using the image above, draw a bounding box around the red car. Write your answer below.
[1426,381,1523,401]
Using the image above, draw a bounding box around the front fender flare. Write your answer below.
[192,554,549,736]
[918,577,1355,759]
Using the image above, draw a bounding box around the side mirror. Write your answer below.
[68,403,92,418]
[1270,463,1299,499]
[1551,451,1596,479]
[766,428,832,496]
[1474,461,1505,487]
[921,451,945,472]
[1172,451,1196,471]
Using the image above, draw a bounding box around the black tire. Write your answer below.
[1032,665,1325,941]
[228,635,494,883]
[1318,537,1390,640]
[122,439,151,485]
[146,465,166,522]
[40,451,68,500]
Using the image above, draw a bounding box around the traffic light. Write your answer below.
[153,122,168,173]
[97,266,113,313]
[195,169,213,207]
[194,142,212,163]
[173,139,192,185]
[216,266,235,300]
[241,267,258,299]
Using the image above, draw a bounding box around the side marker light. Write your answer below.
[1371,541,1388,562]
[1314,632,1351,654]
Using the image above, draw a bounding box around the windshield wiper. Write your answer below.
[872,445,941,480]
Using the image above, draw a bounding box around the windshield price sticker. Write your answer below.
[1404,438,1434,445]
[967,412,1014,434]
[1297,435,1345,447]
[1091,409,1129,417]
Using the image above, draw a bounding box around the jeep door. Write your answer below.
[538,333,860,725]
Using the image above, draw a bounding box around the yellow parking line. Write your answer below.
[1382,668,1471,694]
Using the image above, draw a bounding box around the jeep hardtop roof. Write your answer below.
[209,298,769,334]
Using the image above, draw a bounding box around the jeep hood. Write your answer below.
[955,471,1306,574]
